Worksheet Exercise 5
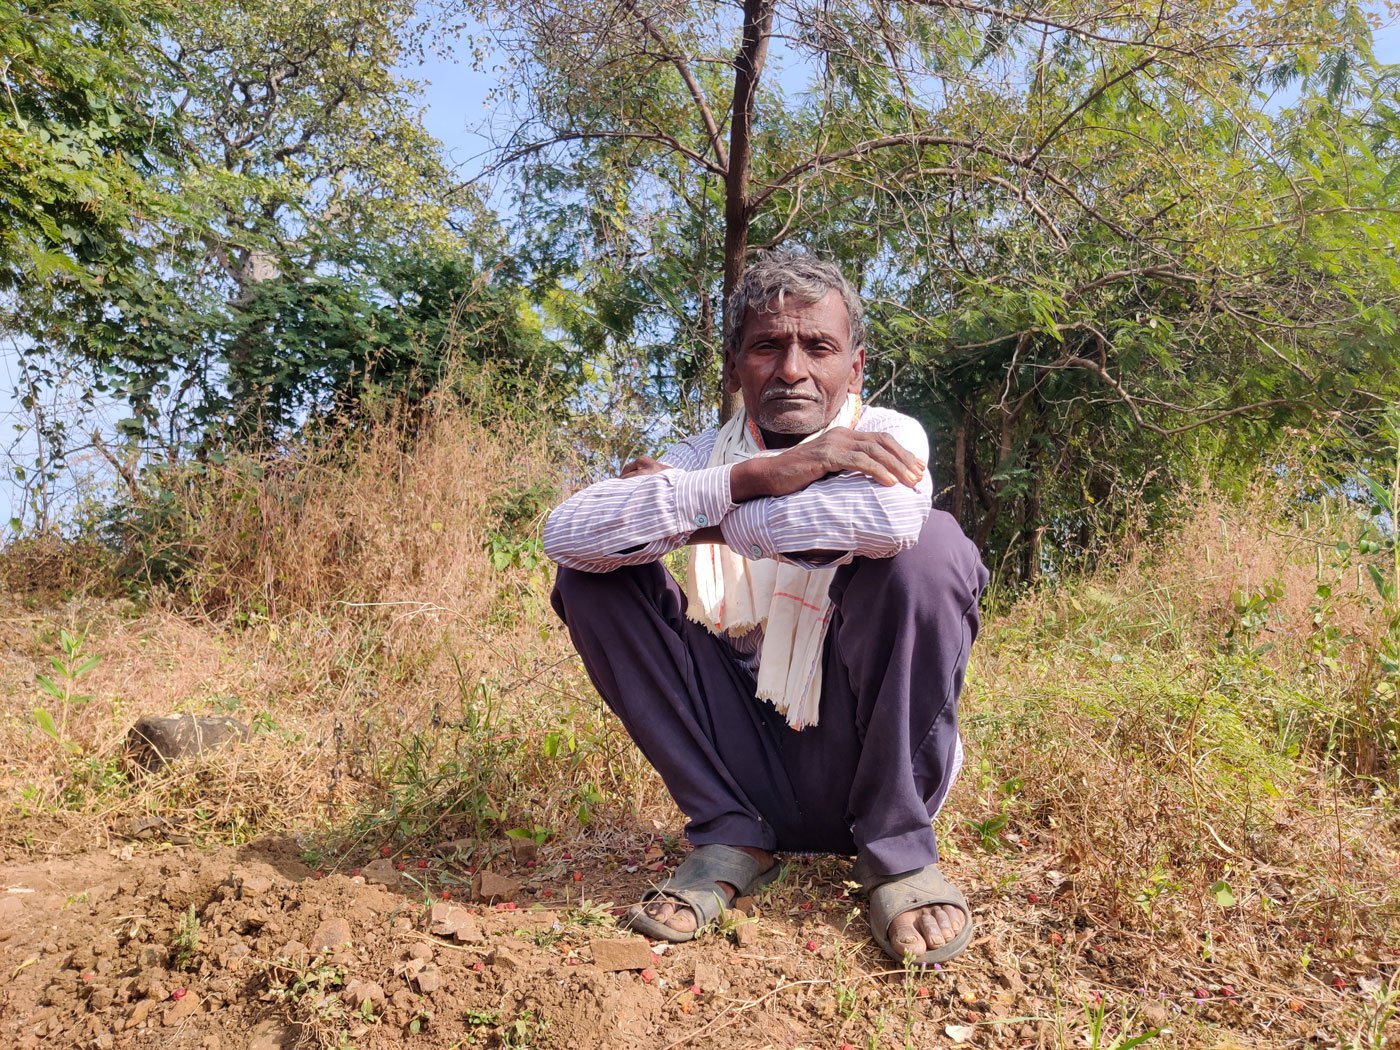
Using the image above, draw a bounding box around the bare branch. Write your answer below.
[902,0,1223,58]
[619,0,729,173]
[487,129,728,179]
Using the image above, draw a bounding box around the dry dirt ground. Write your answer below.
[1,827,1391,1050]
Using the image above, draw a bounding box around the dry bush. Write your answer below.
[0,392,672,855]
[960,482,1399,967]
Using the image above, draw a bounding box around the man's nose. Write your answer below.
[774,343,809,384]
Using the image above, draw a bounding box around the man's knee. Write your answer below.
[840,510,986,614]
[551,561,673,625]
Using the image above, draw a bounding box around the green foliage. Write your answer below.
[172,904,200,972]
[9,0,565,472]
[0,0,179,290]
[32,628,101,751]
[476,0,1400,577]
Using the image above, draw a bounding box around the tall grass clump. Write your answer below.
[1,387,660,853]
[959,481,1399,965]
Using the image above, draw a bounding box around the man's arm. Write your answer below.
[719,412,933,566]
[544,412,932,572]
[542,436,735,572]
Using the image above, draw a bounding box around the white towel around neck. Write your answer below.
[683,393,861,729]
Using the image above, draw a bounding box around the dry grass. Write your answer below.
[0,395,670,856]
[955,486,1398,986]
[0,418,1396,1046]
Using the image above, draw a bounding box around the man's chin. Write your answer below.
[754,407,827,441]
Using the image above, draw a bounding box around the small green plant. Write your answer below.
[408,1007,435,1035]
[1082,996,1161,1050]
[965,811,1009,852]
[505,824,551,847]
[1228,578,1284,652]
[487,534,544,573]
[1133,863,1179,919]
[501,1008,545,1047]
[568,899,618,930]
[263,959,346,1004]
[33,628,101,751]
[1345,973,1400,1050]
[172,904,200,972]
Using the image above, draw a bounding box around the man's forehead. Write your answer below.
[741,291,849,335]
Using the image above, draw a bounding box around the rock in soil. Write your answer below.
[590,937,656,972]
[472,870,521,901]
[125,715,249,772]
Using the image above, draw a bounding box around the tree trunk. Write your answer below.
[1020,467,1043,584]
[951,410,967,524]
[719,0,774,422]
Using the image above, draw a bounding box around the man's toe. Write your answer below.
[888,914,926,956]
[915,910,947,947]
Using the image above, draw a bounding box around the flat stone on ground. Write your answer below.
[233,868,274,899]
[309,917,351,952]
[734,919,760,947]
[126,715,249,772]
[428,901,482,943]
[473,870,520,901]
[590,937,656,972]
[413,965,442,994]
[360,859,405,888]
[693,960,725,992]
[489,946,524,972]
[163,992,200,1025]
[246,1020,296,1050]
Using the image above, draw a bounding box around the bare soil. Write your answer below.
[1,827,1389,1049]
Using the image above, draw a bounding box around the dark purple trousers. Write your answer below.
[550,510,987,878]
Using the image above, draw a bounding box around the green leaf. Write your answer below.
[1359,473,1393,513]
[34,707,60,741]
[1210,880,1236,908]
[35,674,63,700]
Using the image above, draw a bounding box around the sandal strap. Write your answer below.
[636,845,779,932]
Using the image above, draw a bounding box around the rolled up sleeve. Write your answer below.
[719,412,932,567]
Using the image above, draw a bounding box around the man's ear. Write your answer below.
[847,344,866,394]
[723,349,742,395]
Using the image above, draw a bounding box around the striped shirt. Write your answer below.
[545,405,932,586]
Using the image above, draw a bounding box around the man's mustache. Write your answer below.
[761,386,820,403]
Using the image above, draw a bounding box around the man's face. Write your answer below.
[725,290,864,449]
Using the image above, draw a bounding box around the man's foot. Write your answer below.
[864,862,974,965]
[886,903,967,956]
[637,845,774,935]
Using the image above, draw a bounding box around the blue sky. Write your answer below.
[2,15,1398,526]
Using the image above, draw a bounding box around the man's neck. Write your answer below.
[758,428,805,449]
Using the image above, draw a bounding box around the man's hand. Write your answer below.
[619,455,668,479]
[731,429,925,502]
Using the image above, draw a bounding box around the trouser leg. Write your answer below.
[774,510,988,875]
[550,509,986,874]
[550,562,801,851]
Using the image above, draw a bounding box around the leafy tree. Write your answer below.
[466,0,1400,576]
[14,0,556,455]
[0,0,178,291]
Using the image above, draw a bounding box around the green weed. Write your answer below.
[33,628,100,751]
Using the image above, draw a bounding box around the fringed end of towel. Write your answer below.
[755,684,820,731]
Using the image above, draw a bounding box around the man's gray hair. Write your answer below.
[725,248,865,355]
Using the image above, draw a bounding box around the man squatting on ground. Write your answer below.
[544,249,989,965]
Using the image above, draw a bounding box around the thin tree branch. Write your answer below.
[487,129,728,179]
[620,0,729,173]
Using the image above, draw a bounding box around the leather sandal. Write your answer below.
[623,844,782,943]
[859,860,974,966]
